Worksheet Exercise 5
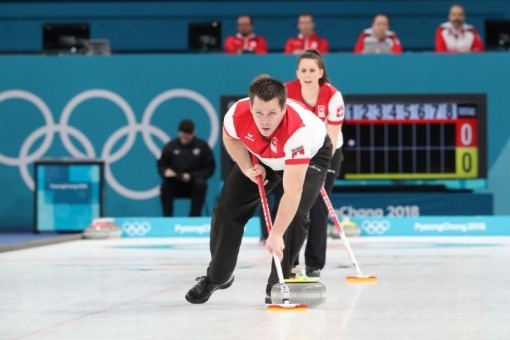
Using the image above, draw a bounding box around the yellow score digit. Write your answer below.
[456,147,478,177]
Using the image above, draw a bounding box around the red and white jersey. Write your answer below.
[224,33,268,54]
[285,80,345,149]
[223,98,327,170]
[284,33,329,54]
[435,22,485,53]
[353,28,403,54]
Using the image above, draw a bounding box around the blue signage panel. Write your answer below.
[349,216,510,236]
[114,217,261,238]
[1,53,510,231]
[330,192,493,217]
[113,215,510,238]
[35,160,104,232]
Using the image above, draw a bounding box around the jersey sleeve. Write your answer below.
[284,128,312,165]
[224,36,239,54]
[434,27,448,53]
[284,38,294,54]
[255,36,268,54]
[353,33,365,54]
[327,91,345,125]
[470,28,485,52]
[318,38,330,53]
[391,35,403,53]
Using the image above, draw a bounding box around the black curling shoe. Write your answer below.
[306,267,321,278]
[185,275,234,304]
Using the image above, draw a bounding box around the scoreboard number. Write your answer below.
[456,148,478,177]
[460,123,473,145]
[346,103,460,121]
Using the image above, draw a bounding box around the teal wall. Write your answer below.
[0,53,509,229]
[1,0,509,53]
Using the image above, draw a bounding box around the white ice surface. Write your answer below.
[1,236,509,340]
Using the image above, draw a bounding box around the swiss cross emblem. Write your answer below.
[337,106,344,119]
[317,105,326,118]
[270,137,278,153]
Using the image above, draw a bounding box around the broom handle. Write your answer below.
[252,155,289,302]
[320,186,363,276]
[256,175,287,286]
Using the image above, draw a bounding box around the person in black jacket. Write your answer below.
[157,119,216,216]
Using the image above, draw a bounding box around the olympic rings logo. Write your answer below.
[121,221,152,237]
[0,88,219,200]
[360,220,391,235]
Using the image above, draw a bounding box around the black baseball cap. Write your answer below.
[178,119,195,134]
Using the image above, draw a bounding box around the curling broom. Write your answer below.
[255,174,308,311]
[320,187,378,283]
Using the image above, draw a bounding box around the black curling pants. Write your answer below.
[304,147,343,270]
[205,137,332,291]
[160,178,207,217]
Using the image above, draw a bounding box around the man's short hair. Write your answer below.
[249,75,287,109]
[178,119,195,134]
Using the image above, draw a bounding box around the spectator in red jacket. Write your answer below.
[284,13,329,54]
[224,15,268,54]
[435,4,485,53]
[354,14,403,54]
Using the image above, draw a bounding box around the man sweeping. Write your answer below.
[185,75,332,304]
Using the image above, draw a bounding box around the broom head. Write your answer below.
[345,274,378,283]
[267,303,309,311]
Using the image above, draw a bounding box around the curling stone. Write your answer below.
[270,273,326,307]
[83,217,122,240]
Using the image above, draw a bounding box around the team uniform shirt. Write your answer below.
[353,28,403,54]
[435,22,485,53]
[224,33,268,54]
[284,33,329,54]
[223,98,327,171]
[285,80,345,149]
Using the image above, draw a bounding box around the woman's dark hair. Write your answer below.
[297,49,330,86]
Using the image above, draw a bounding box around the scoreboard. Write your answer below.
[339,94,487,181]
[220,94,488,184]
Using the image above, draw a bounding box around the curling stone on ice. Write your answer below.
[83,217,122,239]
[329,216,361,239]
[270,269,326,307]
